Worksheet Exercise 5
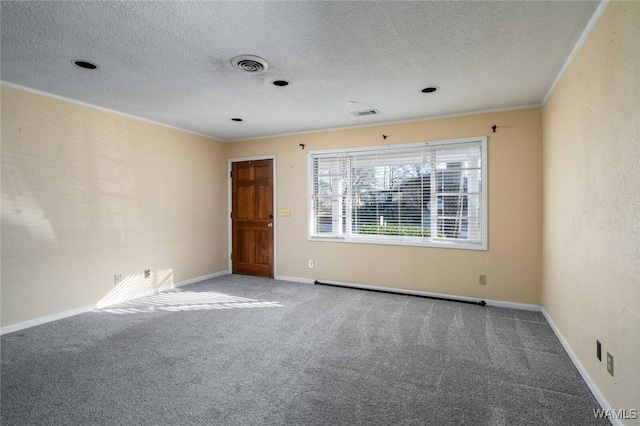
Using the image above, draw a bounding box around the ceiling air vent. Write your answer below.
[351,109,380,117]
[231,55,270,73]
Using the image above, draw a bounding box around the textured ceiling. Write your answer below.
[1,1,602,142]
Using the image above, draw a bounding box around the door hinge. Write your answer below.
[230,212,232,219]
[230,252,233,260]
[230,171,232,178]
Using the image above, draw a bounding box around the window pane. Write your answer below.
[351,151,427,237]
[313,156,347,235]
[310,139,485,249]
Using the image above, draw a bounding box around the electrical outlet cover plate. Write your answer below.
[607,352,614,376]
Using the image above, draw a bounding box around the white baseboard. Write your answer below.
[174,270,229,288]
[483,298,541,311]
[542,308,617,426]
[275,275,541,311]
[275,275,314,284]
[0,270,230,336]
[0,303,96,336]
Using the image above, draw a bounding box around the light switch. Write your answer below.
[279,208,291,217]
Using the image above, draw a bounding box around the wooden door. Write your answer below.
[232,159,274,278]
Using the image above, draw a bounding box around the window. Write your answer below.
[308,137,487,250]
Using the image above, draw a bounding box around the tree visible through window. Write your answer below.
[309,137,487,250]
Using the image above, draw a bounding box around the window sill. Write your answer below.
[308,235,487,251]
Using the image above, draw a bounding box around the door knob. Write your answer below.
[268,223,273,228]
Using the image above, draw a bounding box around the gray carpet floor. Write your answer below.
[1,275,608,425]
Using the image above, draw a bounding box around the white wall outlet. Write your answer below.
[478,274,487,285]
[308,260,314,268]
[114,274,122,285]
[607,352,614,376]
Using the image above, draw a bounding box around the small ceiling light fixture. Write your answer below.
[73,60,98,70]
[231,118,244,122]
[346,101,358,107]
[421,86,439,93]
[272,79,290,87]
[231,55,270,73]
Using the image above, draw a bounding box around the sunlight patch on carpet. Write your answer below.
[94,290,283,314]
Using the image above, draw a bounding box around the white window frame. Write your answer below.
[307,136,488,251]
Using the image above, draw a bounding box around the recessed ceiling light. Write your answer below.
[272,80,290,87]
[421,86,439,93]
[231,118,243,122]
[73,60,98,70]
[347,101,358,106]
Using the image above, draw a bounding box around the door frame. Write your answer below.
[227,155,277,277]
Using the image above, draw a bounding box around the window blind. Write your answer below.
[309,138,487,250]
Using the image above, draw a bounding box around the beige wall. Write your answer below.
[542,1,640,420]
[1,86,228,327]
[228,108,543,305]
